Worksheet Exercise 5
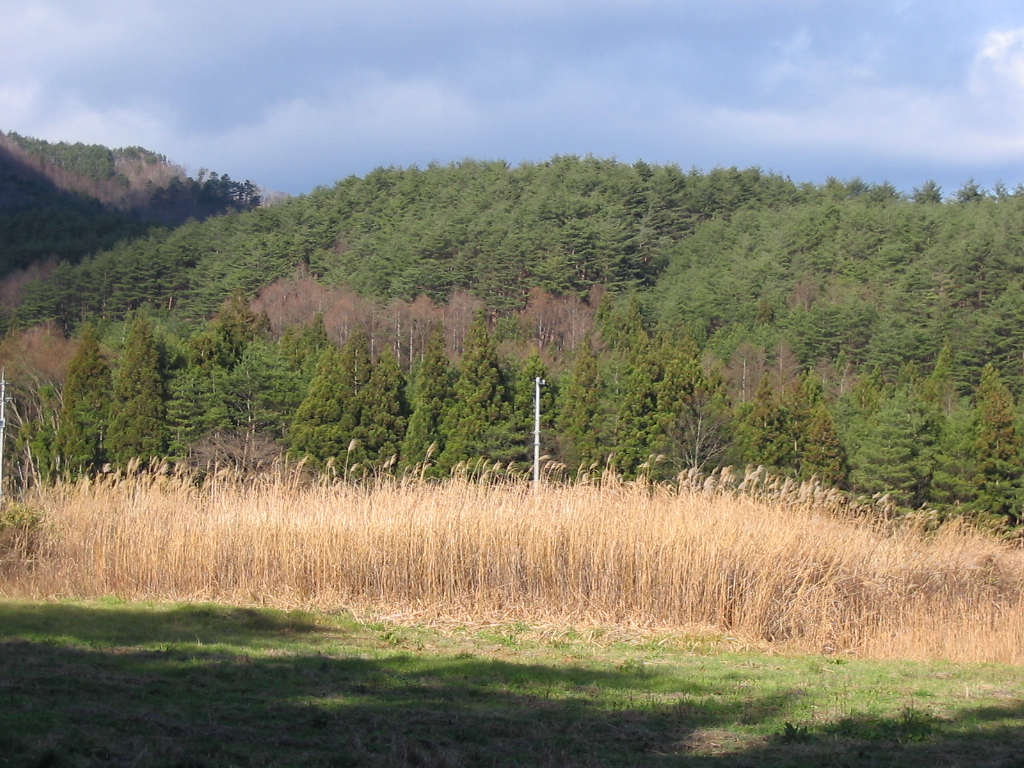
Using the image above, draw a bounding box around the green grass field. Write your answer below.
[1,599,1022,767]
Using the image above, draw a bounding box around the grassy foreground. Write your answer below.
[1,600,1022,768]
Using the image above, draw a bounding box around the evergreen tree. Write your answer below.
[613,341,663,478]
[107,315,168,464]
[280,313,332,400]
[781,372,822,474]
[922,342,957,415]
[657,336,732,472]
[594,293,652,358]
[288,347,350,467]
[845,387,939,508]
[801,405,847,486]
[211,288,268,366]
[930,405,978,509]
[335,329,374,466]
[736,376,797,471]
[439,313,514,472]
[16,385,61,483]
[401,324,453,471]
[56,324,111,474]
[164,328,231,457]
[227,338,302,439]
[972,364,1022,523]
[289,329,376,470]
[556,338,605,472]
[354,345,407,469]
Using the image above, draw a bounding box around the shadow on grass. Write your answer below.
[0,600,327,648]
[0,603,1022,767]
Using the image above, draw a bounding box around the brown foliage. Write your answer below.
[518,288,595,357]
[0,258,59,310]
[0,322,77,387]
[190,430,283,473]
[0,132,190,211]
[387,295,442,367]
[442,290,483,358]
[724,342,767,403]
[252,278,334,337]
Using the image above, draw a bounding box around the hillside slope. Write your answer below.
[0,132,264,287]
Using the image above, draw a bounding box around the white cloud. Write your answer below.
[0,81,42,127]
[171,75,486,188]
[975,28,1024,93]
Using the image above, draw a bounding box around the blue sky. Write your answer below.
[3,0,1024,196]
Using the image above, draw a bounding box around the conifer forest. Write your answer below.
[4,136,1024,533]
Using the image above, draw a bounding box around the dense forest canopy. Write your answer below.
[6,157,810,326]
[4,143,1024,531]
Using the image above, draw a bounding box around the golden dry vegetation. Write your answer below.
[3,464,1023,664]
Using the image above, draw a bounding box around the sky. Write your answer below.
[3,0,1024,196]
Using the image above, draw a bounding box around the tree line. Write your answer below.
[2,286,1021,532]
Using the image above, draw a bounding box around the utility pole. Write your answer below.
[533,376,545,489]
[0,369,7,504]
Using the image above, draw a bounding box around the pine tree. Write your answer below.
[288,347,350,467]
[930,406,978,509]
[355,345,407,469]
[212,288,268,366]
[336,329,373,465]
[657,336,731,472]
[556,338,605,472]
[281,314,330,387]
[972,364,1022,523]
[781,372,820,472]
[613,341,663,478]
[922,342,957,416]
[846,387,939,508]
[289,329,376,471]
[439,313,514,472]
[227,338,302,439]
[17,385,61,482]
[56,324,111,474]
[401,324,453,471]
[801,405,847,486]
[165,360,232,457]
[736,376,796,471]
[190,289,264,369]
[107,315,168,464]
[595,293,648,357]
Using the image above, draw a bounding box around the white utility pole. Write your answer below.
[533,376,545,489]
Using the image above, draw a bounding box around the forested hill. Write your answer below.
[10,157,802,326]
[7,153,1024,528]
[0,131,263,283]
[10,155,1024,390]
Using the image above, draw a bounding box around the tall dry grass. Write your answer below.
[2,465,1023,663]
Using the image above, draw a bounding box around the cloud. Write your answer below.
[4,1,1024,193]
[175,76,486,189]
[975,28,1024,93]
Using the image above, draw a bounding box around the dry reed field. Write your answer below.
[3,465,1023,664]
